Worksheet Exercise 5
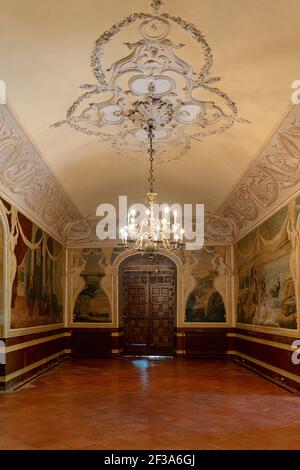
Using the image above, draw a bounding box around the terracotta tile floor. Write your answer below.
[1,358,300,450]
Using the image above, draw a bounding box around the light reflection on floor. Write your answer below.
[130,356,172,385]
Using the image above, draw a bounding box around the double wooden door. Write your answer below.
[123,271,176,355]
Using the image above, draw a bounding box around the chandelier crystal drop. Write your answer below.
[120,110,185,256]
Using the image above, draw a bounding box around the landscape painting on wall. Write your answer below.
[73,251,111,323]
[185,247,229,323]
[10,212,64,329]
[236,202,297,329]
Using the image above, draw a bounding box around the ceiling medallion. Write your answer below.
[53,0,248,164]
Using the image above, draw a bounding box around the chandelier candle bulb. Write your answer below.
[174,210,177,225]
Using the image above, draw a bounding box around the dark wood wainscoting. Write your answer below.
[176,328,228,358]
[1,328,69,390]
[228,328,300,392]
[71,329,112,357]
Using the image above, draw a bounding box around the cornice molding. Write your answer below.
[219,105,300,239]
[0,105,79,243]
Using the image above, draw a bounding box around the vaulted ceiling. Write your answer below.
[1,0,300,235]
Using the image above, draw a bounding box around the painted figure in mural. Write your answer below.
[270,278,281,298]
[44,276,53,316]
[9,207,19,304]
[250,265,259,304]
[260,275,266,299]
[287,202,300,286]
[99,248,113,317]
[27,274,34,315]
[71,253,86,313]
[211,254,233,305]
[182,252,198,304]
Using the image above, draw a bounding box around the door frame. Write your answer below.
[112,250,183,330]
[122,268,177,355]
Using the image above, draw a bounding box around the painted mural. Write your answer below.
[73,249,111,323]
[236,199,298,329]
[1,201,65,329]
[10,228,64,329]
[185,247,230,322]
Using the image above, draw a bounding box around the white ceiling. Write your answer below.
[1,0,299,216]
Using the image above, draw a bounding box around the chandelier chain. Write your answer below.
[148,123,155,194]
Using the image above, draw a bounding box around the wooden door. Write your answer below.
[123,271,176,355]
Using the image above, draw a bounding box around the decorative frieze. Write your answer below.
[0,105,79,243]
[219,106,300,238]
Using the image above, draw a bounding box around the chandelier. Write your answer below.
[53,0,248,163]
[120,94,185,256]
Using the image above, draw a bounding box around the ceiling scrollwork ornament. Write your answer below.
[0,106,79,242]
[62,216,99,245]
[53,0,248,164]
[204,213,238,244]
[63,211,238,246]
[219,107,300,236]
[2,104,300,247]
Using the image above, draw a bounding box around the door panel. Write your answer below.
[123,271,176,355]
[123,273,149,355]
[148,273,175,355]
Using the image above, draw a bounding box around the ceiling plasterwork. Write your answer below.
[1,0,299,246]
[53,0,248,164]
[219,105,300,238]
[0,104,237,245]
[1,104,299,247]
[0,105,80,242]
[63,211,238,246]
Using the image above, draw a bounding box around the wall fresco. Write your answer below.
[236,201,297,329]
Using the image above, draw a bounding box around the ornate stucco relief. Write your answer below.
[0,105,80,243]
[219,106,300,239]
[69,250,87,315]
[98,247,114,313]
[182,252,197,307]
[63,212,238,246]
[53,0,248,164]
[59,107,300,246]
[1,103,300,247]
